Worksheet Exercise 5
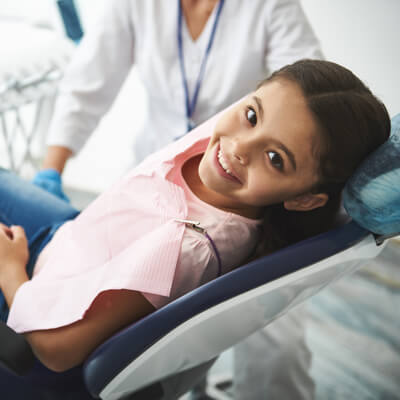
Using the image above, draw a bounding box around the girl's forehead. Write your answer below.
[254,81,319,141]
[255,79,306,108]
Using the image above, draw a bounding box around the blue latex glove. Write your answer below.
[32,168,70,203]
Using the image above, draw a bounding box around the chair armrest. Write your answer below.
[0,321,35,375]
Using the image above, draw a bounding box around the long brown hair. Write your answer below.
[257,59,390,255]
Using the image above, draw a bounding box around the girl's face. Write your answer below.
[198,79,328,218]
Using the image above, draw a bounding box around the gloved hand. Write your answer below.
[32,169,70,203]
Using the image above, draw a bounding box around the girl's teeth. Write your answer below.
[218,149,233,176]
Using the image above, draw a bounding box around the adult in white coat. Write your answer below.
[35,1,322,398]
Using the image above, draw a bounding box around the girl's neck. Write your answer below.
[182,154,262,219]
[180,0,220,41]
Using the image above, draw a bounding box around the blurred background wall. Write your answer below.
[0,0,399,193]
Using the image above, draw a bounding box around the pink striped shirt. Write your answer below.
[8,112,261,332]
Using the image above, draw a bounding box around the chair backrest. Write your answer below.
[343,113,400,239]
[84,219,381,399]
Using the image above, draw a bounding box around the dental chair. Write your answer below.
[0,114,399,400]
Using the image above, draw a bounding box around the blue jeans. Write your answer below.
[0,168,79,321]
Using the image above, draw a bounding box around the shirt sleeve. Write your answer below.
[264,0,324,74]
[142,229,217,309]
[46,0,135,154]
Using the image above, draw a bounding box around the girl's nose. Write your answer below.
[232,137,251,165]
[233,152,248,165]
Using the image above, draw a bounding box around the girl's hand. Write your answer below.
[0,223,29,282]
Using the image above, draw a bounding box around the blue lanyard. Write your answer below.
[177,0,225,134]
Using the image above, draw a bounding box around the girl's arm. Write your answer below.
[0,224,155,372]
[25,289,155,372]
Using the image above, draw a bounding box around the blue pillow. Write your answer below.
[343,113,400,236]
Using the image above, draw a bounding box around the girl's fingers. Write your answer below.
[0,225,27,245]
[0,222,9,231]
[0,223,13,239]
[10,225,26,241]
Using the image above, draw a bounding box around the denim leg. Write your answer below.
[0,169,80,321]
[0,168,79,241]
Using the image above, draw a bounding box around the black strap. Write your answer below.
[0,322,35,376]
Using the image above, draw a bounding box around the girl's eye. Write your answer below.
[267,151,284,171]
[246,107,257,127]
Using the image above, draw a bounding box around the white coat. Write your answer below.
[47,0,322,163]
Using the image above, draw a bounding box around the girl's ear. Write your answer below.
[283,192,329,212]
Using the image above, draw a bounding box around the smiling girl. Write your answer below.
[0,60,390,372]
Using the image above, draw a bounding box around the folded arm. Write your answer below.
[25,289,155,372]
[0,224,155,372]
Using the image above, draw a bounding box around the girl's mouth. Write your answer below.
[214,145,242,184]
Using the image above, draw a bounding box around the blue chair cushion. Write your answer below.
[343,113,400,235]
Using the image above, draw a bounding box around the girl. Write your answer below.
[0,60,390,372]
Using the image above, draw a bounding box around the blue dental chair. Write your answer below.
[0,114,399,399]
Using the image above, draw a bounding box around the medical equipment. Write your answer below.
[0,65,63,173]
[0,8,75,175]
[0,112,399,399]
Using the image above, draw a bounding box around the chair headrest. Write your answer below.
[343,113,400,236]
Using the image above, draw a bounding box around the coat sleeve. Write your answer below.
[46,0,135,154]
[264,0,324,74]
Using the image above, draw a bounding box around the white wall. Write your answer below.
[301,0,400,117]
